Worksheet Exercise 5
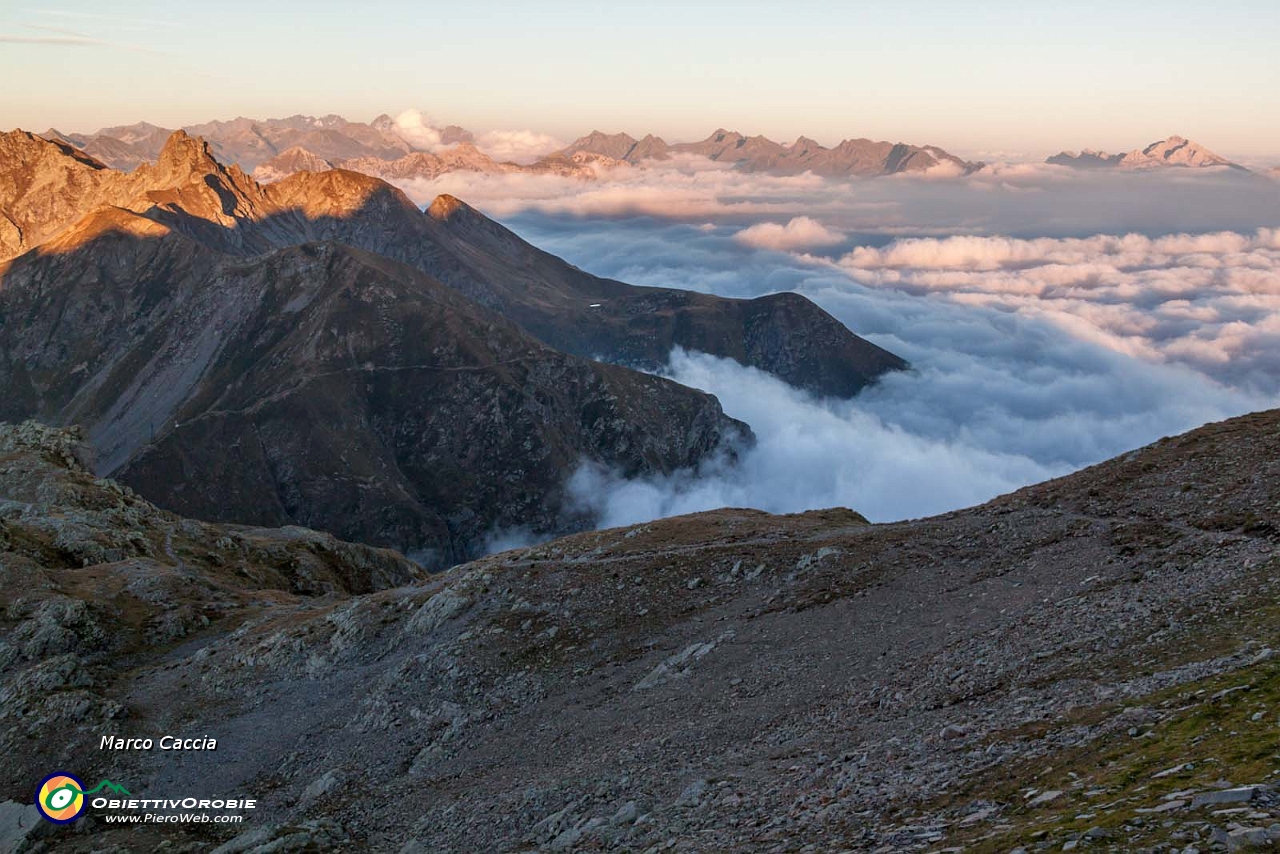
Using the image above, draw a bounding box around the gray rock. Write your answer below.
[209,819,345,854]
[550,825,585,851]
[612,801,640,826]
[1191,787,1260,808]
[1226,827,1269,851]
[676,779,709,807]
[1027,790,1063,807]
[298,769,343,805]
[0,802,49,854]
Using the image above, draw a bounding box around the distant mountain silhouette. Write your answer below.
[39,112,981,179]
[1047,135,1247,171]
[560,128,984,176]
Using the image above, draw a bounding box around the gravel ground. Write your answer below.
[2,409,1278,853]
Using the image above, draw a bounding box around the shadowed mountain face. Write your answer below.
[0,130,759,564]
[413,195,908,392]
[0,229,744,565]
[3,404,1278,852]
[1,129,906,398]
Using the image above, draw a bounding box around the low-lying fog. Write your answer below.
[397,159,1280,534]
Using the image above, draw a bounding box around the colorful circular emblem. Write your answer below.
[35,772,86,823]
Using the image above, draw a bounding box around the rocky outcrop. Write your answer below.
[0,129,266,258]
[0,420,426,833]
[3,403,1278,852]
[0,420,425,593]
[1048,135,1247,171]
[0,131,113,259]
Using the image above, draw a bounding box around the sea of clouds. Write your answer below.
[389,155,1280,533]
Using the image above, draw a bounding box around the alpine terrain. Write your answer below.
[0,128,903,564]
[1,408,1278,852]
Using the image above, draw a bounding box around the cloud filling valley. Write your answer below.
[390,159,1280,533]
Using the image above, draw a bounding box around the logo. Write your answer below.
[34,773,130,824]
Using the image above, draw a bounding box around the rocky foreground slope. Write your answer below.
[2,409,1278,852]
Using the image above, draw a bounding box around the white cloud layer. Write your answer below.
[391,109,445,151]
[396,164,1280,536]
[735,216,844,250]
[568,348,1068,527]
[391,153,1279,238]
[495,207,1280,532]
[832,228,1280,391]
[475,129,565,164]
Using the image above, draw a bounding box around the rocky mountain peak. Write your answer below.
[152,129,220,177]
[1048,134,1244,171]
[425,193,485,227]
[0,128,102,169]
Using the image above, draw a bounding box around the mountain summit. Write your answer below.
[1047,135,1246,171]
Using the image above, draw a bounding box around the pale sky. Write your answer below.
[2,0,1277,159]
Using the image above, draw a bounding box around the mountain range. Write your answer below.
[5,106,1278,854]
[0,128,903,565]
[558,128,985,176]
[40,113,985,181]
[1047,135,1247,171]
[39,116,1265,188]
